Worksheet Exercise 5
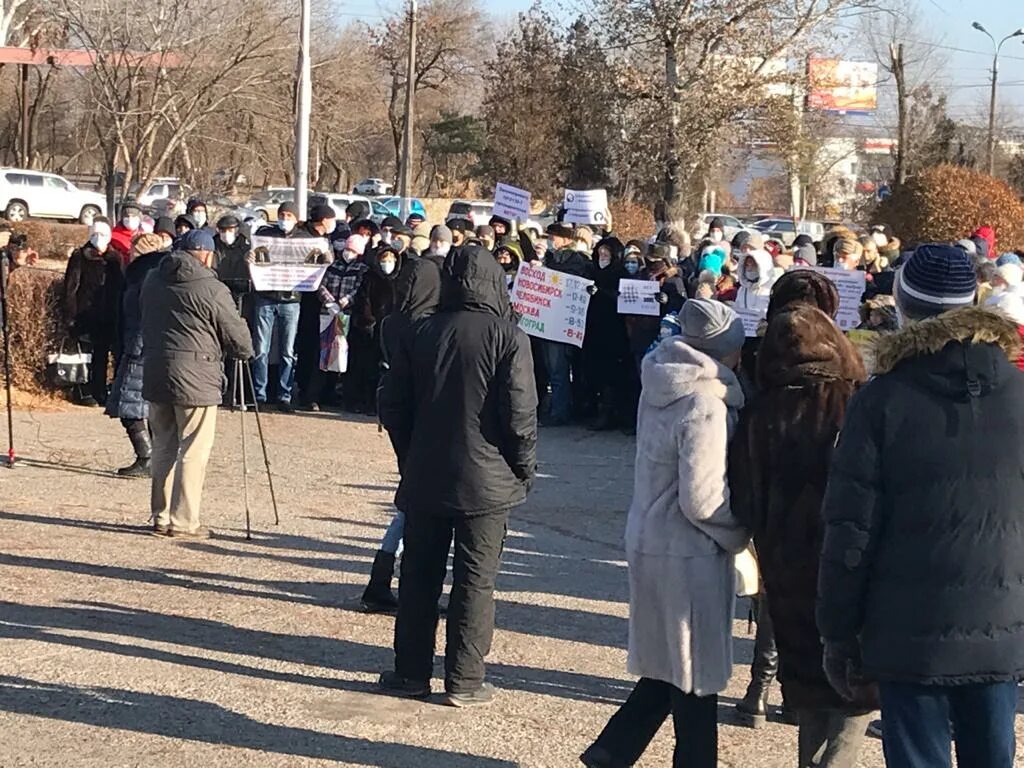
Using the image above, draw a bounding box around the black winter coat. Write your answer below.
[584,237,631,384]
[63,244,122,342]
[214,233,252,297]
[730,305,869,710]
[544,247,593,279]
[380,256,441,364]
[105,251,165,421]
[379,245,538,517]
[817,307,1024,686]
[141,251,254,406]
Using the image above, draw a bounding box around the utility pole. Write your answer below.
[890,43,908,190]
[293,0,313,219]
[398,0,417,221]
[971,22,1024,176]
[19,64,28,168]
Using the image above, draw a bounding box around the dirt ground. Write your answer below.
[0,405,1018,767]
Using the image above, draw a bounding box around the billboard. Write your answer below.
[808,59,878,113]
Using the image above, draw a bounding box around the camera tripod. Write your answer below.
[230,356,280,539]
[1,259,13,468]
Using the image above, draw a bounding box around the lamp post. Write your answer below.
[971,21,1024,176]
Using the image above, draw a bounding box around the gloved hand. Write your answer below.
[585,284,598,296]
[822,640,859,702]
[655,291,668,304]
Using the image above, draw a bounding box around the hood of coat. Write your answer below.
[366,245,404,281]
[495,241,523,272]
[592,236,624,268]
[757,305,867,390]
[440,244,511,317]
[738,248,775,292]
[124,250,165,286]
[394,257,441,321]
[873,307,1022,397]
[156,250,215,284]
[641,337,744,410]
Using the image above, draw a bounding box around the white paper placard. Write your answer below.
[511,263,593,348]
[617,278,661,316]
[250,234,330,264]
[248,263,329,292]
[563,188,609,226]
[791,266,866,331]
[493,182,531,222]
[732,305,765,337]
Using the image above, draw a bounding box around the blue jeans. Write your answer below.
[251,297,300,403]
[542,341,573,423]
[381,510,405,556]
[880,681,1017,768]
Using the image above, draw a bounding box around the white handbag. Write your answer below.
[734,545,761,597]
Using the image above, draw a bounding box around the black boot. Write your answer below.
[361,550,398,614]
[118,424,152,478]
[736,596,778,728]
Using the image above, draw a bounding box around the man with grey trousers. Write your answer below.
[141,229,253,538]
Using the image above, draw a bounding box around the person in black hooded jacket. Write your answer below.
[346,244,403,413]
[377,244,537,706]
[818,245,1024,766]
[583,236,636,430]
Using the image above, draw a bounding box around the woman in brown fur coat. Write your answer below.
[730,304,873,767]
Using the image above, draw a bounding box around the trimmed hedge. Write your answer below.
[876,165,1024,250]
[3,267,66,393]
[11,220,89,260]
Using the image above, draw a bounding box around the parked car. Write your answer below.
[689,213,744,243]
[446,199,494,228]
[353,178,393,196]
[322,193,390,224]
[381,196,427,220]
[128,177,189,208]
[753,218,825,247]
[246,187,313,222]
[0,168,106,225]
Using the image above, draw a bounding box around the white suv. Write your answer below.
[353,178,392,196]
[0,169,106,224]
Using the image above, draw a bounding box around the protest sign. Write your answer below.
[248,234,331,293]
[511,263,593,348]
[617,279,661,316]
[733,305,765,337]
[793,266,866,331]
[493,182,531,222]
[563,189,609,226]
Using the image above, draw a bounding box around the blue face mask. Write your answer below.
[624,260,640,275]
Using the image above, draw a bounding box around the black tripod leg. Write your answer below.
[244,359,280,525]
[1,271,13,468]
[238,359,251,540]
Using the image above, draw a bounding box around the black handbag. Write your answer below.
[46,339,92,387]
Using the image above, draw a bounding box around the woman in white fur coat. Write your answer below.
[582,299,751,768]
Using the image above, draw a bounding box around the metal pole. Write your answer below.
[293,0,312,220]
[244,360,280,525]
[237,358,252,540]
[398,0,417,222]
[1,261,14,468]
[19,64,28,168]
[987,51,998,176]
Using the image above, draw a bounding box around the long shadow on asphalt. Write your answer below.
[0,599,638,706]
[0,674,516,767]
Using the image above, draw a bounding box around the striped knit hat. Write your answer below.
[896,243,977,319]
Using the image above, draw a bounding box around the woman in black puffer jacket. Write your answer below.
[105,234,167,477]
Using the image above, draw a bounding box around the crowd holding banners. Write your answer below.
[10,179,1021,764]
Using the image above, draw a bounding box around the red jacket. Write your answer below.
[110,224,139,266]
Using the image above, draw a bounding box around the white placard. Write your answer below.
[493,182,531,222]
[733,305,765,337]
[511,263,593,348]
[248,263,329,292]
[250,234,331,264]
[791,266,866,331]
[563,188,609,226]
[617,278,661,316]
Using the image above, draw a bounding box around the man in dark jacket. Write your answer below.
[141,229,253,538]
[817,244,1024,767]
[377,245,537,706]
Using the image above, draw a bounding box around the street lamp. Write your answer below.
[971,21,1024,175]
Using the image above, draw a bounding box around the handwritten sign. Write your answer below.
[249,263,328,292]
[733,305,765,337]
[791,266,866,331]
[493,182,531,222]
[511,263,593,348]
[250,235,330,264]
[563,188,609,226]
[617,279,660,316]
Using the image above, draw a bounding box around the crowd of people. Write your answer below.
[31,192,1024,765]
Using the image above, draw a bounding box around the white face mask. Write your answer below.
[193,212,207,228]
[381,260,396,275]
[123,216,140,231]
[432,242,451,257]
[745,267,760,282]
[220,230,237,246]
[278,218,296,233]
[598,256,612,269]
[710,230,723,243]
[90,232,111,250]
[342,250,357,263]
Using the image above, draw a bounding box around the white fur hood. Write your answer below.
[641,337,745,410]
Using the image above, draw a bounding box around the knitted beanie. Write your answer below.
[679,299,745,361]
[896,244,977,319]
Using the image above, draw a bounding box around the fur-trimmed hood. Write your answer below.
[641,337,744,410]
[874,307,1021,375]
